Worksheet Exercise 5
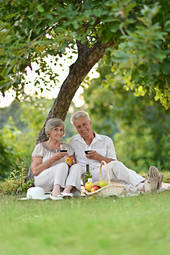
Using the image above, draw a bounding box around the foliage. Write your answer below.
[0,0,169,108]
[0,98,77,180]
[0,99,47,179]
[0,164,33,195]
[0,116,29,180]
[0,116,33,170]
[20,97,54,137]
[0,101,26,129]
[0,131,16,180]
[109,2,170,109]
[84,58,170,172]
[113,126,170,172]
[20,97,76,140]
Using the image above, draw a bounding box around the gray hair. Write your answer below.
[45,118,64,137]
[71,111,90,123]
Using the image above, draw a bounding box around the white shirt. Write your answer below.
[32,142,74,166]
[69,133,117,173]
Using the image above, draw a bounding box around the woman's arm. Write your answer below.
[32,151,68,176]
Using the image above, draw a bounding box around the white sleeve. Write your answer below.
[32,143,44,157]
[106,137,117,160]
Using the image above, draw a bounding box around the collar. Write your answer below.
[73,133,103,144]
[94,133,103,141]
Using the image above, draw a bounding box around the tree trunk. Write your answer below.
[37,40,108,143]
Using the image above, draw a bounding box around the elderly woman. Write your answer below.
[31,118,81,200]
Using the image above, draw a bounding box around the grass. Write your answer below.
[0,191,170,255]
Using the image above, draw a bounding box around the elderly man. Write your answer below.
[69,111,162,192]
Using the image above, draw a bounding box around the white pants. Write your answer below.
[34,163,82,194]
[91,160,145,186]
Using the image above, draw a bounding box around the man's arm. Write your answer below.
[86,150,115,163]
[86,136,117,163]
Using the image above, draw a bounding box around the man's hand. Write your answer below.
[86,150,115,163]
[86,150,100,161]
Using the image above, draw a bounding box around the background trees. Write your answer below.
[84,57,170,171]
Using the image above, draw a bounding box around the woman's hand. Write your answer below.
[65,155,76,166]
[54,151,68,160]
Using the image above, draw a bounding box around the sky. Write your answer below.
[0,51,98,108]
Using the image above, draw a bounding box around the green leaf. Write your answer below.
[113,51,129,63]
[165,20,170,32]
[124,3,137,16]
[72,20,79,29]
[110,24,119,33]
[37,5,44,13]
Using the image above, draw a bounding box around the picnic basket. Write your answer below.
[85,161,126,197]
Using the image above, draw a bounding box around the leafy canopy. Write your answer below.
[0,0,169,108]
[84,58,170,171]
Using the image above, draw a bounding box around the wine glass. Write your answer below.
[60,144,67,152]
[85,150,92,154]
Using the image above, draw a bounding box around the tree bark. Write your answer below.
[37,40,109,143]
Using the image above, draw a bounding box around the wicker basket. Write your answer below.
[85,161,126,197]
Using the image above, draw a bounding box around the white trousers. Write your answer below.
[34,163,82,193]
[91,160,145,186]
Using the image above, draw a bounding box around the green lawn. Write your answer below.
[0,191,170,255]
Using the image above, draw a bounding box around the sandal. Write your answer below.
[62,192,73,198]
[50,194,63,200]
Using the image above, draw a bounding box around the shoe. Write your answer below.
[144,166,163,192]
[62,192,73,198]
[50,194,63,200]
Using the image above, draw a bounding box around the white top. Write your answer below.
[32,142,74,165]
[69,133,117,172]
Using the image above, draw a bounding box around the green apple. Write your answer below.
[94,180,107,188]
[93,181,100,186]
[85,181,93,192]
[99,180,108,187]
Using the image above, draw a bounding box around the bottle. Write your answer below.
[84,163,92,183]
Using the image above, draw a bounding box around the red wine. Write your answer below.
[85,150,91,154]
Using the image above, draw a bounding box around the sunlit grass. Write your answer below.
[0,191,170,255]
